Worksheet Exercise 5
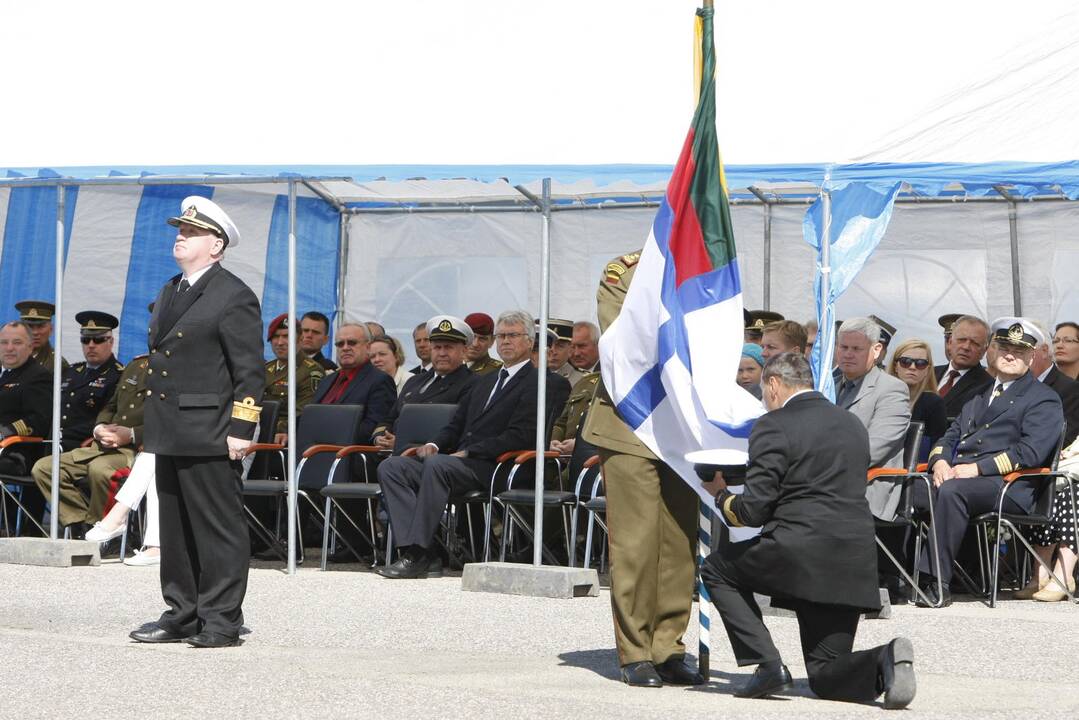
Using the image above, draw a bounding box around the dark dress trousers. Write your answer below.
[935,364,993,422]
[1042,366,1079,446]
[373,364,476,439]
[143,262,265,639]
[703,391,892,703]
[311,361,397,444]
[378,363,539,550]
[916,371,1064,584]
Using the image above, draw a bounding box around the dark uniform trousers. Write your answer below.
[701,544,888,703]
[600,450,697,666]
[156,454,249,637]
[915,476,1036,584]
[378,454,487,549]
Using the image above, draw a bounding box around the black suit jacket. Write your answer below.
[143,262,266,456]
[935,363,993,422]
[718,391,881,612]
[0,359,52,438]
[311,361,397,444]
[374,364,476,437]
[1042,366,1079,446]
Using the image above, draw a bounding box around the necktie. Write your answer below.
[177,278,191,294]
[837,380,855,406]
[938,369,960,397]
[484,369,509,410]
[988,383,1003,406]
[426,374,443,393]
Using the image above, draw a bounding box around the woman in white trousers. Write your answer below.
[85,452,159,566]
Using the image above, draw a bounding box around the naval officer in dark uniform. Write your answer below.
[56,312,123,451]
[915,317,1064,607]
[130,196,264,649]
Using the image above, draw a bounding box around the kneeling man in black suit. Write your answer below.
[701,352,915,708]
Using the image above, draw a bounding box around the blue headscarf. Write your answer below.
[741,343,765,368]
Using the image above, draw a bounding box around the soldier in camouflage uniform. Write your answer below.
[263,313,325,442]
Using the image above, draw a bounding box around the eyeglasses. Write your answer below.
[494,332,528,341]
[334,339,361,348]
[1052,336,1079,345]
[80,336,111,345]
[896,357,929,369]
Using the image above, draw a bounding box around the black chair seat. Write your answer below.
[321,482,381,500]
[243,479,287,496]
[498,489,575,507]
[0,474,35,485]
[584,497,606,512]
[972,511,1050,526]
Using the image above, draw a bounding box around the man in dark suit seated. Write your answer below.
[310,323,396,445]
[376,310,539,579]
[934,315,993,422]
[1031,320,1079,446]
[701,352,916,708]
[915,317,1064,607]
[373,315,477,451]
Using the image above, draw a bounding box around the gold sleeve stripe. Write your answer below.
[12,420,30,436]
[930,447,943,460]
[722,495,743,528]
[993,453,1014,475]
[232,398,262,423]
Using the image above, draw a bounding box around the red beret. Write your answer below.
[267,312,288,341]
[464,312,495,336]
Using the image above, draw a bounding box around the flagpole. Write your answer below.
[697,501,712,678]
[818,184,832,394]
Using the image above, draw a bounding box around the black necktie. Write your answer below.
[425,374,443,393]
[989,383,1003,405]
[177,278,191,294]
[485,369,509,410]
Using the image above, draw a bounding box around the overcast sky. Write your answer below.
[2,0,1073,168]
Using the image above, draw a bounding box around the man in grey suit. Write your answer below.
[835,317,911,520]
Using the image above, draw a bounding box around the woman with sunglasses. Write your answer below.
[886,339,947,463]
[369,335,410,392]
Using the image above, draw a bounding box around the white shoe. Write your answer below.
[84,521,125,543]
[123,549,161,567]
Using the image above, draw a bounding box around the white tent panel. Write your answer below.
[211,184,281,302]
[0,188,10,263]
[322,179,522,205]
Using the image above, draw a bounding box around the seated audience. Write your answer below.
[311,323,396,445]
[868,314,896,365]
[300,311,337,372]
[1054,321,1079,380]
[886,339,947,462]
[744,310,783,345]
[15,300,68,371]
[737,344,764,399]
[935,315,993,422]
[531,326,572,432]
[369,335,410,392]
[915,317,1064,607]
[546,319,584,385]
[264,313,325,444]
[55,312,123,451]
[1021,432,1078,601]
[364,321,386,338]
[761,320,807,362]
[803,319,818,359]
[937,314,961,364]
[464,312,503,376]
[1031,320,1079,446]
[409,322,431,374]
[376,310,541,579]
[550,372,599,455]
[570,321,600,373]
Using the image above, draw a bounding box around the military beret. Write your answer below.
[167,196,241,248]
[15,300,56,325]
[990,316,1044,350]
[427,315,473,344]
[74,310,119,337]
[464,312,495,336]
[267,312,289,341]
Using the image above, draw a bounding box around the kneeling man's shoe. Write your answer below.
[186,631,239,648]
[129,625,189,643]
[880,637,916,709]
[620,661,663,687]
[655,655,704,685]
[735,663,793,699]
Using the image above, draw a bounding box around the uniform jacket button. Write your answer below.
[165,350,171,357]
[161,371,168,377]
[177,332,183,338]
[159,393,166,399]
[146,390,152,397]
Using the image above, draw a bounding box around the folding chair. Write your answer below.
[241,403,364,566]
[970,422,1074,608]
[562,434,600,567]
[0,436,48,536]
[494,450,576,565]
[319,403,458,569]
[868,422,946,607]
[579,457,607,571]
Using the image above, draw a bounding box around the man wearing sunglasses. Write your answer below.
[55,312,123,452]
[310,322,396,444]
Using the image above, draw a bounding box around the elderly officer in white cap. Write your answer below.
[130,196,265,648]
[372,315,477,451]
[913,316,1064,607]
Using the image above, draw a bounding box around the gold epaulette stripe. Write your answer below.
[722,494,743,528]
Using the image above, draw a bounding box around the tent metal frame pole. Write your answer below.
[286,180,299,575]
[335,212,350,338]
[0,175,348,189]
[995,186,1023,314]
[49,186,65,540]
[748,187,773,310]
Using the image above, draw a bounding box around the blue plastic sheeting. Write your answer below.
[4,161,1079,198]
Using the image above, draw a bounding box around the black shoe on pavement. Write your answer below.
[376,550,442,579]
[655,655,704,685]
[880,637,916,709]
[621,661,663,687]
[187,631,240,648]
[129,625,189,643]
[734,663,793,698]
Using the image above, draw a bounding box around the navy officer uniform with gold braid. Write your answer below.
[57,312,124,452]
[139,196,265,645]
[914,317,1064,604]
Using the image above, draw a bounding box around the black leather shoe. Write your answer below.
[655,656,704,685]
[734,663,793,698]
[620,661,663,687]
[186,631,239,648]
[880,637,916,709]
[129,626,189,643]
[376,551,442,579]
[915,581,951,608]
